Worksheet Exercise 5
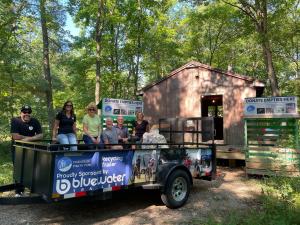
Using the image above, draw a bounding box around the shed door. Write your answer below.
[201,95,223,140]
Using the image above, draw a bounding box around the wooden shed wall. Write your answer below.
[143,67,257,146]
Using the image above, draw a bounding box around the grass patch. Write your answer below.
[194,176,300,225]
[0,141,13,185]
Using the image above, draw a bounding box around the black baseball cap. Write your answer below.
[21,105,32,113]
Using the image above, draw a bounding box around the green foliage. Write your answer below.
[0,0,299,139]
[199,176,300,225]
[0,142,13,185]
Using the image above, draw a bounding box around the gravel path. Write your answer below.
[0,168,261,225]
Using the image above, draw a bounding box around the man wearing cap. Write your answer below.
[11,105,43,142]
[10,105,43,196]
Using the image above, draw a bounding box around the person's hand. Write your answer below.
[22,137,30,141]
[123,138,128,143]
[92,137,98,144]
[96,136,101,144]
[52,137,57,143]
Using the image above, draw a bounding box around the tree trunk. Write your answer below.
[40,0,54,134]
[134,0,142,100]
[95,0,103,112]
[261,40,280,96]
[258,0,280,96]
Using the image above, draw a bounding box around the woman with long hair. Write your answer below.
[52,100,77,151]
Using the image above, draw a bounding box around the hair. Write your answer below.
[136,111,144,119]
[106,117,113,122]
[117,115,124,120]
[86,102,97,112]
[62,100,74,116]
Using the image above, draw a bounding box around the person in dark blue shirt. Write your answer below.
[52,100,77,151]
[10,105,43,196]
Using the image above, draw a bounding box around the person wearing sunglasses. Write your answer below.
[11,105,43,143]
[52,100,77,151]
[82,102,103,147]
[10,105,43,196]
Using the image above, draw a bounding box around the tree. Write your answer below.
[40,0,54,132]
[222,0,281,96]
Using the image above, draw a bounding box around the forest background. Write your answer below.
[0,0,299,139]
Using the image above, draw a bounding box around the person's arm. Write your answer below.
[22,133,43,141]
[11,118,23,140]
[13,119,43,141]
[73,122,77,139]
[83,123,97,143]
[102,132,110,148]
[52,119,59,142]
[12,133,27,140]
[123,127,129,142]
[145,121,150,132]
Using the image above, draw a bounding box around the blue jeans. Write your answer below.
[83,134,105,149]
[57,133,77,151]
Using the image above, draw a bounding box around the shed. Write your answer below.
[139,61,265,146]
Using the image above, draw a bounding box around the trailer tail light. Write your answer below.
[112,186,121,191]
[75,191,87,198]
[205,171,211,176]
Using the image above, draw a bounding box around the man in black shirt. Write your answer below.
[10,105,43,196]
[11,105,43,142]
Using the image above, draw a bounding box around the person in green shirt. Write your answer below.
[82,102,102,146]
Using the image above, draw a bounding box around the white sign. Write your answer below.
[102,98,143,117]
[244,96,298,116]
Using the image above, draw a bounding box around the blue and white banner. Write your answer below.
[244,96,298,116]
[102,98,143,117]
[53,151,134,195]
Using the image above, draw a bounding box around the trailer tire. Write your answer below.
[161,169,190,209]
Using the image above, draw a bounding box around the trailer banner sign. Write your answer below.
[53,151,134,195]
[244,96,298,116]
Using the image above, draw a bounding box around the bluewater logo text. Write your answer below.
[56,179,71,195]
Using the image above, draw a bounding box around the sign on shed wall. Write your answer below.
[102,98,143,118]
[244,96,298,116]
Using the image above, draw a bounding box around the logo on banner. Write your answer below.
[56,179,71,194]
[246,105,255,112]
[105,105,112,113]
[57,157,72,172]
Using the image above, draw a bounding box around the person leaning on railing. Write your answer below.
[10,105,43,152]
[10,105,43,196]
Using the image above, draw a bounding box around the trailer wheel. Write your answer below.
[161,169,190,209]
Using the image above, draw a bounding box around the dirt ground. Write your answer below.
[0,167,262,225]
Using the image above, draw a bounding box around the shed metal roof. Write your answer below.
[140,61,265,94]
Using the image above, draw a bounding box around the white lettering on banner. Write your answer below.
[73,159,90,164]
[56,172,77,179]
[56,179,71,195]
[55,174,126,195]
[102,156,123,162]
[244,96,298,116]
[78,170,102,177]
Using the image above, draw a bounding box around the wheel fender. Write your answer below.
[161,165,193,193]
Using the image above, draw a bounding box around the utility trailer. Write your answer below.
[0,117,216,208]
